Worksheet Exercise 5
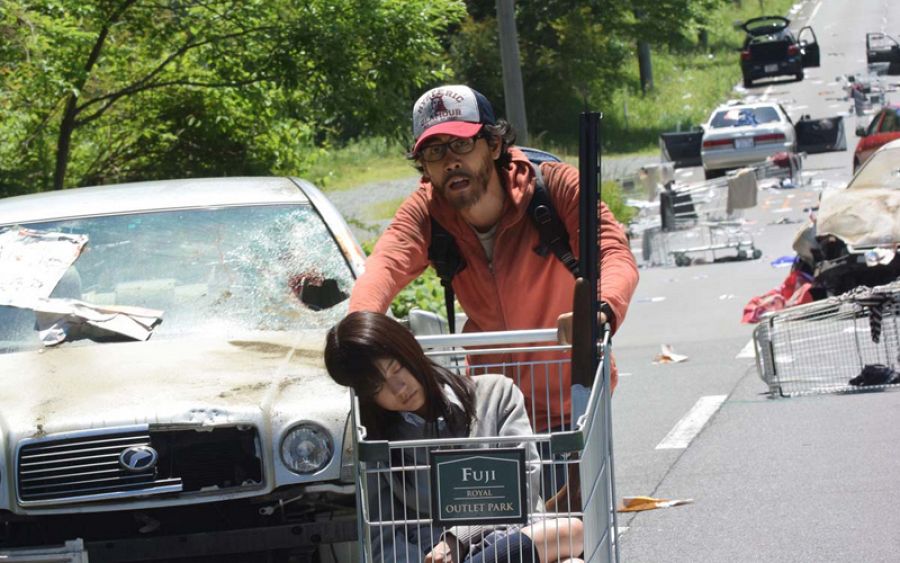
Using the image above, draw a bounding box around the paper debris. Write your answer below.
[618,496,694,512]
[653,344,688,364]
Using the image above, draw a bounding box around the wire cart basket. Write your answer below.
[351,328,618,563]
[754,281,900,397]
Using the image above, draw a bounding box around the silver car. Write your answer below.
[700,102,796,179]
[0,177,365,561]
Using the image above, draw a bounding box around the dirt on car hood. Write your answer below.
[816,188,900,247]
[0,330,346,440]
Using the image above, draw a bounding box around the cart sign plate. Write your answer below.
[430,448,527,526]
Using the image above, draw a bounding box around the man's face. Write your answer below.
[420,134,499,210]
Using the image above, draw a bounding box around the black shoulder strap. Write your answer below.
[528,162,581,277]
[428,217,465,334]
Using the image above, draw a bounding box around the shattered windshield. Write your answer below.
[0,204,354,353]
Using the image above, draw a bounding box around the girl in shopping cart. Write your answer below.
[325,311,584,563]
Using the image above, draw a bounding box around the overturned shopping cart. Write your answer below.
[754,281,900,397]
[351,328,618,563]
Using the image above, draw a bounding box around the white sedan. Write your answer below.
[700,102,796,179]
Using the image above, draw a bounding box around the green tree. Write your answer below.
[0,0,466,196]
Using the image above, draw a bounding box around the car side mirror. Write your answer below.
[855,125,866,137]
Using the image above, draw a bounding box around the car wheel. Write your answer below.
[704,168,725,180]
[795,70,804,82]
[743,75,752,88]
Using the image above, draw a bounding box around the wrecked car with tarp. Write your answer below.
[804,138,900,296]
[0,177,365,562]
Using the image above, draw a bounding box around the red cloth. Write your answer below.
[742,269,814,323]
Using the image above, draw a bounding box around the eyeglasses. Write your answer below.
[418,134,483,163]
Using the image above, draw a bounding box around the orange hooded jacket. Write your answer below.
[349,148,639,430]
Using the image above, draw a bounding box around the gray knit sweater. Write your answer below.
[368,374,543,561]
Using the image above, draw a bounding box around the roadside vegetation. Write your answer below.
[0,0,797,317]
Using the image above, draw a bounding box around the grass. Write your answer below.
[602,0,800,153]
[305,137,415,191]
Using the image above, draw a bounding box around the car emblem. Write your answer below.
[119,445,158,473]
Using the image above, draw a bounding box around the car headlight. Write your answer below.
[280,423,333,474]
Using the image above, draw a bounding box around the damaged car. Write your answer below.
[0,177,366,562]
[811,139,900,295]
[740,16,819,88]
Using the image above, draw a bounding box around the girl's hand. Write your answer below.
[425,533,461,563]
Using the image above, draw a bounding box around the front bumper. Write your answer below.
[743,57,802,80]
[0,485,358,562]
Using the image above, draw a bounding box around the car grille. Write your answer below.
[17,426,262,505]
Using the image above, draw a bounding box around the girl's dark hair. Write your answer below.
[324,311,476,440]
[406,119,518,175]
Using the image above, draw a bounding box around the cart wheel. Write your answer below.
[737,250,748,260]
[752,248,762,260]
[674,254,689,267]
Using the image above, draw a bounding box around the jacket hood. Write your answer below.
[0,330,343,441]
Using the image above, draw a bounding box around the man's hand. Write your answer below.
[425,533,462,563]
[557,309,608,345]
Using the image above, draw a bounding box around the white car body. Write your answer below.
[0,177,366,561]
[700,102,796,174]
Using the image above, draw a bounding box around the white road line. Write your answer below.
[809,0,822,24]
[736,338,755,359]
[655,395,727,450]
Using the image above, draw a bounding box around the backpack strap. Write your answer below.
[428,217,466,334]
[528,162,581,277]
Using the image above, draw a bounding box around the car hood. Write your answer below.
[0,330,344,440]
[817,188,900,248]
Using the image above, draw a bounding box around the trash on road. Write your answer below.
[617,496,694,512]
[653,344,689,364]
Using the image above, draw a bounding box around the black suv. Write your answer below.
[740,16,819,88]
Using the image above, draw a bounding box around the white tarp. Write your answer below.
[0,228,87,305]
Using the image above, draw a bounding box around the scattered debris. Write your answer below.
[770,255,796,268]
[617,496,694,512]
[653,344,689,364]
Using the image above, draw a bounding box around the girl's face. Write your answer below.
[372,357,426,416]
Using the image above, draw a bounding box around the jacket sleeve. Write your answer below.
[542,162,639,335]
[348,187,433,313]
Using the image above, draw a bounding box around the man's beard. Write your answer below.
[434,156,494,210]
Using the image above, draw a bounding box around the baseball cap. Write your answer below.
[412,85,496,154]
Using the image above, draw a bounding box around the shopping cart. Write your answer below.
[351,328,618,563]
[754,281,900,397]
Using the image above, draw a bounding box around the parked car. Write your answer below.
[740,16,819,88]
[866,32,900,74]
[659,104,846,177]
[700,102,797,179]
[0,177,366,562]
[812,139,900,295]
[853,104,900,172]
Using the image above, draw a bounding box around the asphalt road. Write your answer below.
[611,1,900,561]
